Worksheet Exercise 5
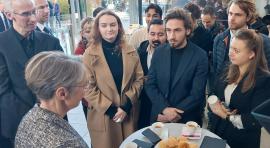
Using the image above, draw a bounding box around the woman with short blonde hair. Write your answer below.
[15,51,89,147]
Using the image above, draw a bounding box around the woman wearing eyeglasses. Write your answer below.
[83,10,144,148]
[15,51,89,147]
[208,29,270,148]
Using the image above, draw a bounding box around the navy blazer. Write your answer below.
[209,70,270,148]
[0,28,63,138]
[145,41,208,124]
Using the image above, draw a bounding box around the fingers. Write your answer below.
[227,109,238,115]
[157,114,169,122]
[113,113,121,122]
[220,104,229,113]
[171,116,181,123]
[175,108,184,114]
[113,108,127,122]
[167,112,181,123]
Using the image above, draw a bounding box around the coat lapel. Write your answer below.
[121,46,137,92]
[171,42,194,89]
[162,44,171,93]
[88,44,119,94]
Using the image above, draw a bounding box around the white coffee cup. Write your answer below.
[207,95,218,107]
[151,122,168,139]
[185,121,200,134]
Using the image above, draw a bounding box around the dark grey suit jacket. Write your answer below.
[0,27,63,138]
[209,70,270,148]
[145,41,208,125]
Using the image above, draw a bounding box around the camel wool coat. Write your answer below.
[83,43,144,148]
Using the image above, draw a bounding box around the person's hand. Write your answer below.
[157,114,170,122]
[113,107,127,123]
[162,107,184,122]
[210,101,229,119]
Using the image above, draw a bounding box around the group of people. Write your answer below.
[0,0,270,148]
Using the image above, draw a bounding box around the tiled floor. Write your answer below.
[67,102,91,147]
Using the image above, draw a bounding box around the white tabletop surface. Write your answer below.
[120,123,230,148]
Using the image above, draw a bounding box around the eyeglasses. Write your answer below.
[13,9,36,17]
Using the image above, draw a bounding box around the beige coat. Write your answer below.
[83,43,144,148]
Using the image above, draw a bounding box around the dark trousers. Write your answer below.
[137,90,152,129]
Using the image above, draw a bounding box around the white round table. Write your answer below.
[120,123,230,148]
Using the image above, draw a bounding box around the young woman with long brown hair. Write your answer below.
[208,28,270,148]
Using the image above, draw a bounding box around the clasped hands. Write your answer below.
[209,101,237,119]
[157,107,184,123]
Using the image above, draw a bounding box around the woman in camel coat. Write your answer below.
[83,10,144,148]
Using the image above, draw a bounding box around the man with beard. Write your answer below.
[0,0,63,146]
[212,0,270,79]
[35,0,53,35]
[137,19,166,129]
[145,8,208,125]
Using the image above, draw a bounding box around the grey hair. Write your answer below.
[25,51,87,100]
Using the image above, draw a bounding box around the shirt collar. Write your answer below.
[11,26,34,42]
[37,23,45,32]
[229,30,235,40]
[230,26,248,39]
[146,44,154,54]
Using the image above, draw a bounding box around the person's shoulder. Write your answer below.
[155,43,170,54]
[35,31,59,42]
[124,44,140,57]
[188,41,207,55]
[0,29,12,39]
[131,27,147,36]
[137,40,149,52]
[255,70,270,86]
[215,29,230,39]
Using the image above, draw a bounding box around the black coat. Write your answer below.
[190,26,213,54]
[145,41,208,125]
[137,41,151,128]
[250,18,269,36]
[0,28,63,139]
[209,71,270,148]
